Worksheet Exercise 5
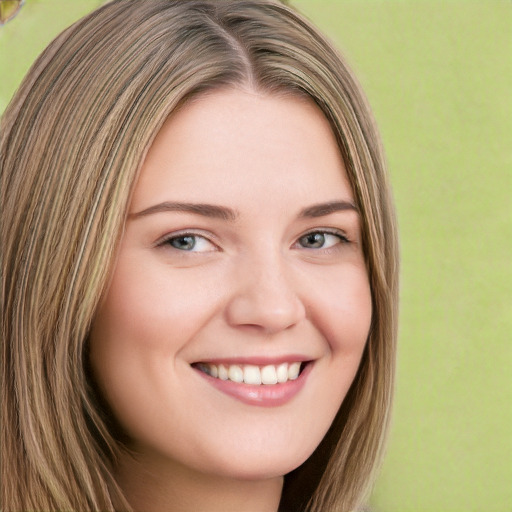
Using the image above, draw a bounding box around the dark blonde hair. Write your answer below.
[1,1,399,510]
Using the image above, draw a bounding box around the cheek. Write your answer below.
[87,258,214,417]
[307,262,372,356]
[91,257,220,355]
[298,261,372,418]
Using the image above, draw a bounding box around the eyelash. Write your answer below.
[156,231,217,253]
[156,228,350,253]
[296,229,350,250]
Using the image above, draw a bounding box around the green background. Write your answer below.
[1,1,510,511]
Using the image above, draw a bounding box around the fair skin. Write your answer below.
[89,88,372,512]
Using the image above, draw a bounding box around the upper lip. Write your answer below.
[191,355,314,366]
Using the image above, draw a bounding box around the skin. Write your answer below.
[89,88,372,512]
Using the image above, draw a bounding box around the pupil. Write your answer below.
[304,233,324,248]
[171,236,195,250]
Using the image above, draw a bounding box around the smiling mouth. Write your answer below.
[192,361,308,386]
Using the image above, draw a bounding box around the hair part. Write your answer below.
[1,1,399,511]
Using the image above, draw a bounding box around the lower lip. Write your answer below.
[194,363,312,407]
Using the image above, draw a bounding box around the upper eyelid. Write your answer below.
[154,226,352,248]
[298,227,350,241]
[154,229,218,248]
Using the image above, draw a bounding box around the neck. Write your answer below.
[115,449,283,512]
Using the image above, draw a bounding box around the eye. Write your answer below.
[160,233,216,253]
[297,231,347,249]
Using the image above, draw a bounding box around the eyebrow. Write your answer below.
[128,202,239,221]
[129,199,358,222]
[299,200,358,218]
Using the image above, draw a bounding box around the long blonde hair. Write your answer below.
[1,1,399,510]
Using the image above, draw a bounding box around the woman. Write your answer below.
[1,1,399,511]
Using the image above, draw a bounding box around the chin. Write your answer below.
[199,438,317,482]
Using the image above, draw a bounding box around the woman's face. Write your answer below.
[89,88,372,481]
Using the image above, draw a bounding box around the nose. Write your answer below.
[225,253,306,335]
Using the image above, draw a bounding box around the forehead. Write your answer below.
[130,88,354,213]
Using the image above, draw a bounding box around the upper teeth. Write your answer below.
[196,362,302,385]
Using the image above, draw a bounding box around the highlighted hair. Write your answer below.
[1,1,398,510]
